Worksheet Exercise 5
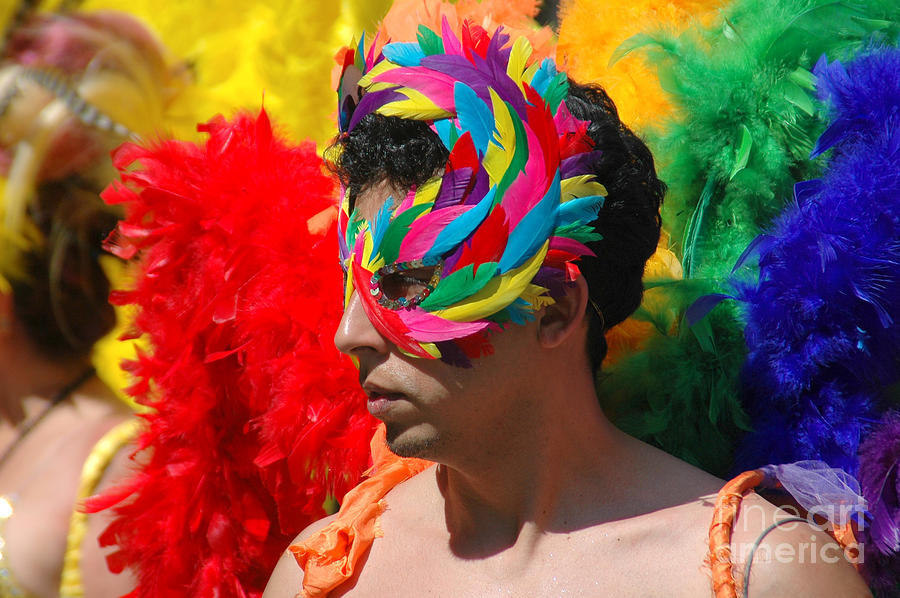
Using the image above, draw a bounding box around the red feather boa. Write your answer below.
[90,110,376,597]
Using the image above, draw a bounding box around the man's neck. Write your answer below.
[432,368,629,559]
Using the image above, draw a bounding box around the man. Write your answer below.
[265,22,870,598]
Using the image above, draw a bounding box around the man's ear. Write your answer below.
[537,275,589,348]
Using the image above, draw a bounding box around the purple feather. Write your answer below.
[433,167,475,210]
[348,87,404,132]
[561,150,604,178]
[441,241,465,274]
[420,55,495,104]
[792,179,823,205]
[859,411,900,553]
[532,266,568,299]
[466,165,491,206]
[858,411,900,590]
[484,26,511,62]
[421,54,527,116]
[434,339,472,368]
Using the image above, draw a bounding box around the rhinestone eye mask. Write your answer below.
[337,21,606,363]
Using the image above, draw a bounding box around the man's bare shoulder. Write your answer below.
[262,514,338,598]
[350,464,722,597]
[729,493,871,598]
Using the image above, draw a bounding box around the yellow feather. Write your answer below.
[482,89,516,184]
[506,36,533,92]
[523,59,542,83]
[413,176,442,208]
[561,176,608,201]
[378,88,452,120]
[518,284,556,310]
[359,60,398,89]
[81,0,392,145]
[91,257,143,408]
[436,242,548,322]
[398,341,442,359]
[360,234,384,272]
[344,262,356,307]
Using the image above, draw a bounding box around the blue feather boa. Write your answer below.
[734,46,900,483]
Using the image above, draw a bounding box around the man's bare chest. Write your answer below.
[334,525,715,598]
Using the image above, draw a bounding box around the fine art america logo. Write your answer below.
[713,501,867,566]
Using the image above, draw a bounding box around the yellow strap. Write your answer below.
[59,419,139,598]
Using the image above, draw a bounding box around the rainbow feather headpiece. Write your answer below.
[336,21,606,361]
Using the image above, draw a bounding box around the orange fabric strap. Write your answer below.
[709,470,765,598]
[709,469,863,598]
[291,425,432,598]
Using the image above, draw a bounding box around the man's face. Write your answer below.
[335,183,543,461]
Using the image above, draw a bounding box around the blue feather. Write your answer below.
[433,119,458,151]
[793,179,823,205]
[557,194,605,227]
[731,233,775,274]
[499,173,560,272]
[369,199,395,256]
[529,59,558,98]
[382,42,426,67]
[454,81,495,156]
[424,186,497,263]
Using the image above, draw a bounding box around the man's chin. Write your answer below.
[384,422,438,459]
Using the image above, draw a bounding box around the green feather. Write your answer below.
[729,125,753,180]
[346,213,366,250]
[763,2,894,62]
[554,222,602,244]
[376,203,432,264]
[419,262,497,310]
[417,24,444,56]
[608,33,663,68]
[496,102,529,197]
[543,71,569,113]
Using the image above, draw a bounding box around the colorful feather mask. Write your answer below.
[335,21,607,362]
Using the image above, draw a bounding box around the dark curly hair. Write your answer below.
[329,79,664,372]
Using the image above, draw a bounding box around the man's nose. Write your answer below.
[334,290,390,356]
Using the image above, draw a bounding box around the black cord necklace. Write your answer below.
[0,367,96,472]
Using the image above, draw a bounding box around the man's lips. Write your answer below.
[362,383,407,417]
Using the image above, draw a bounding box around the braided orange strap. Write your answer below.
[709,469,865,598]
[709,470,765,598]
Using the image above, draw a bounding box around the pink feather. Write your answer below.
[397,187,418,212]
[373,68,458,112]
[502,124,549,229]
[396,204,470,261]
[399,308,490,341]
[549,236,594,257]
[441,15,463,57]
